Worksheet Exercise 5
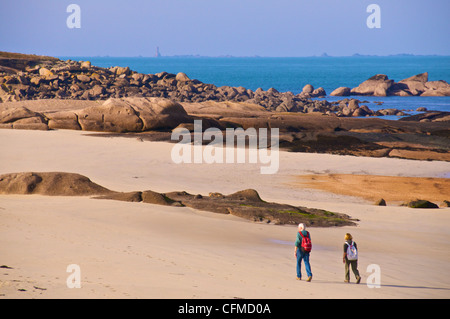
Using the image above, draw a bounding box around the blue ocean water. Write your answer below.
[61,55,450,114]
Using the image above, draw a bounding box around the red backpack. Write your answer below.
[299,231,312,252]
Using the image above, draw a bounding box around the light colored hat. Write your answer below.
[298,223,305,231]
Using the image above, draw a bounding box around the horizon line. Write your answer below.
[56,53,450,59]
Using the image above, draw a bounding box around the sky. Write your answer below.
[1,0,449,57]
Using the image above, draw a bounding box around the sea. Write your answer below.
[60,55,450,118]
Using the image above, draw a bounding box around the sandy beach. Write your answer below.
[1,0,450,306]
[1,128,449,299]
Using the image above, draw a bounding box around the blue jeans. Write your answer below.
[296,250,312,279]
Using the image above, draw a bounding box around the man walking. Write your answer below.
[295,223,312,282]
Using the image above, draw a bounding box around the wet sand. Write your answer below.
[296,174,450,204]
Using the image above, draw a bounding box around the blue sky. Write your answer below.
[1,0,449,57]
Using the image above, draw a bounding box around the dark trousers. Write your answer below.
[345,259,360,281]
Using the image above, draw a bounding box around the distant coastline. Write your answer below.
[58,53,450,59]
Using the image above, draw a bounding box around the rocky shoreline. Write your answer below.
[2,51,448,117]
[1,51,449,162]
[1,96,449,161]
[331,73,450,97]
[0,51,334,114]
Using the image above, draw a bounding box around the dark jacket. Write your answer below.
[343,240,358,260]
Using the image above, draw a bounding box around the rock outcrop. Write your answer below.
[0,97,194,132]
[76,102,144,133]
[350,74,394,97]
[1,98,448,162]
[374,198,387,206]
[0,104,48,130]
[164,189,357,226]
[0,51,59,74]
[336,72,450,97]
[0,172,111,196]
[330,87,351,96]
[0,171,357,227]
[402,199,440,209]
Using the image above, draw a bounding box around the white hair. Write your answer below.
[298,223,305,231]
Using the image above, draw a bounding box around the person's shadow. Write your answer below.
[310,279,450,292]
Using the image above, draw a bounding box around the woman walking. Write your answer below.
[343,233,361,284]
